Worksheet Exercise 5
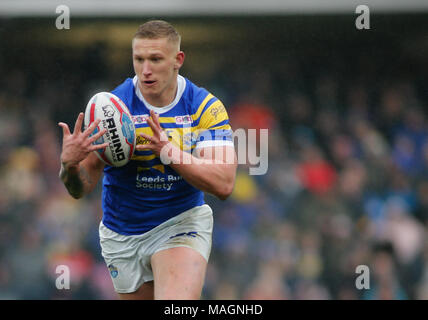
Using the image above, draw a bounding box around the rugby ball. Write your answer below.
[84,92,136,167]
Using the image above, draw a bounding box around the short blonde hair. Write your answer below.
[133,20,181,47]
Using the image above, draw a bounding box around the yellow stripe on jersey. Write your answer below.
[132,154,157,161]
[198,100,229,129]
[135,127,155,139]
[137,164,165,174]
[192,93,215,122]
[156,117,176,123]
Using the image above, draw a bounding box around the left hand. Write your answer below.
[135,110,170,157]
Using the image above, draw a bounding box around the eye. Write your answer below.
[134,57,143,63]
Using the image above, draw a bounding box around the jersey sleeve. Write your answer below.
[193,94,234,149]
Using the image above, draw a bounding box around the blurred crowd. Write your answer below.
[1,19,428,300]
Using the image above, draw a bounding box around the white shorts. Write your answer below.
[99,204,213,294]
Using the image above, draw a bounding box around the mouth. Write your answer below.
[142,80,157,87]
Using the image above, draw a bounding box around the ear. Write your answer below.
[174,51,185,70]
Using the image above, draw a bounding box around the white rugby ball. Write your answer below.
[84,92,136,167]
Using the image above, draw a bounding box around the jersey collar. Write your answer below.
[133,74,186,114]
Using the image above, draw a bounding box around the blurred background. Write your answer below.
[1,1,428,299]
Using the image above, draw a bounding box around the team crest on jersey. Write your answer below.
[210,105,226,120]
[175,115,193,125]
[132,114,150,124]
[108,264,118,278]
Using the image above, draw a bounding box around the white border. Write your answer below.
[1,0,427,16]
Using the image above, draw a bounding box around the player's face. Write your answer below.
[132,37,184,106]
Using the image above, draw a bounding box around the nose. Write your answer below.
[142,61,152,77]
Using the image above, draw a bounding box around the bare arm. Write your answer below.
[59,152,105,199]
[136,110,237,200]
[58,113,108,199]
[166,145,237,200]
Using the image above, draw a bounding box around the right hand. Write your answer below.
[58,112,109,170]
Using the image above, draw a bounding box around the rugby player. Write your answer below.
[58,20,237,300]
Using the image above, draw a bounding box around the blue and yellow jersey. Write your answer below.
[101,75,233,235]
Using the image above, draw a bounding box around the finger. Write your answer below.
[136,144,153,151]
[139,132,156,143]
[88,128,107,144]
[89,142,109,152]
[83,119,102,138]
[73,113,84,135]
[150,110,162,130]
[155,112,162,128]
[146,116,160,136]
[58,122,71,136]
[136,133,155,151]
